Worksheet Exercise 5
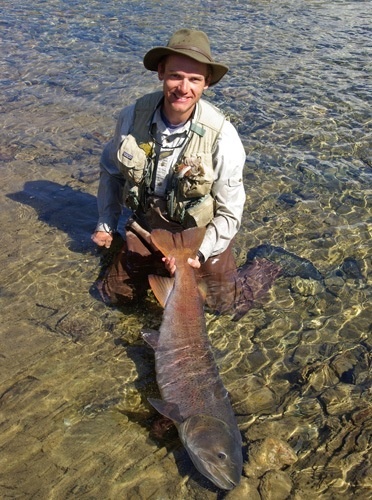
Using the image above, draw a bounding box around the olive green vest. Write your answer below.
[120,91,226,227]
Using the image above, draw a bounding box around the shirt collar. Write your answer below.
[151,102,198,137]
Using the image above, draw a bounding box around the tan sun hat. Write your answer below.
[143,29,229,86]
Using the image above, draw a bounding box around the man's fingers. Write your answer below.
[187,257,201,269]
[162,256,176,275]
[91,231,113,248]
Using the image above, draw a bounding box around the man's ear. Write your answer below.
[204,70,212,89]
[158,62,165,81]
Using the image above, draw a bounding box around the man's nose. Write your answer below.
[178,78,190,93]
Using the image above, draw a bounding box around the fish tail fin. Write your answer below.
[151,227,206,261]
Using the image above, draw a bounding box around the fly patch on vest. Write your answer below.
[173,153,214,198]
[168,154,215,228]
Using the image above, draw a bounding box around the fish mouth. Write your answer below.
[205,466,239,490]
[193,458,240,490]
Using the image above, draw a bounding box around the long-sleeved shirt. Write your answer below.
[96,99,246,261]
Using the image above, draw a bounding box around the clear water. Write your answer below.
[0,0,370,498]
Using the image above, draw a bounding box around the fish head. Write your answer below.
[179,414,242,490]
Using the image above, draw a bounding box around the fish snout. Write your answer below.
[180,414,242,490]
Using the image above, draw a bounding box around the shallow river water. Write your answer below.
[0,0,371,499]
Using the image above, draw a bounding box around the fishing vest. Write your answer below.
[117,91,225,228]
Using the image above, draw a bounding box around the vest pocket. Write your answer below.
[175,153,214,198]
[183,194,215,228]
[117,134,148,183]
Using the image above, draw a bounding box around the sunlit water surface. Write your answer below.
[1,0,371,498]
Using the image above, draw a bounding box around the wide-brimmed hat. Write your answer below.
[143,29,229,86]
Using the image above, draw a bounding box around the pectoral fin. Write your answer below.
[148,275,174,308]
[141,328,160,349]
[148,398,184,423]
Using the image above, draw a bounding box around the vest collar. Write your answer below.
[150,99,206,138]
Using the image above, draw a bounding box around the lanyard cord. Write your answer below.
[147,104,196,193]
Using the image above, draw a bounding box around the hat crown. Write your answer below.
[167,29,212,62]
[143,28,229,86]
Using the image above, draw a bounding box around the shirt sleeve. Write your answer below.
[95,104,135,232]
[198,120,246,260]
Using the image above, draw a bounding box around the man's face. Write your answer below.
[158,54,210,125]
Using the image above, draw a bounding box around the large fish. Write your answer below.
[142,227,242,490]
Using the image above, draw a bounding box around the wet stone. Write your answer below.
[319,384,359,416]
[355,465,372,489]
[330,351,357,382]
[292,397,325,421]
[226,476,261,499]
[290,344,323,366]
[244,437,297,479]
[301,362,339,392]
[324,275,346,293]
[290,277,324,296]
[234,375,277,415]
[246,346,274,370]
[339,321,367,341]
[259,470,293,500]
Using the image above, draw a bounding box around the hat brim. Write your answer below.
[143,47,229,86]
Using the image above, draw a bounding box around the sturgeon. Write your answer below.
[142,227,242,490]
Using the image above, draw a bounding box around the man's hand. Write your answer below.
[91,231,113,249]
[162,255,201,276]
[187,256,202,269]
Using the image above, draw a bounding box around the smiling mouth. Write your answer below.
[171,92,190,100]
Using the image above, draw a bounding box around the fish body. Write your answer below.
[142,227,242,490]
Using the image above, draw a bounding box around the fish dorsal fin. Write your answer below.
[148,274,174,308]
[150,227,206,262]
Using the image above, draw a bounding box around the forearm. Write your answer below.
[199,184,245,260]
[95,168,125,233]
[199,121,246,261]
[95,104,135,233]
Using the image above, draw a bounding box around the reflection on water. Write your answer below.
[0,0,370,498]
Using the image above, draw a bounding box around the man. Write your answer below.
[91,29,285,318]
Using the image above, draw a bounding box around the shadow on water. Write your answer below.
[7,180,98,253]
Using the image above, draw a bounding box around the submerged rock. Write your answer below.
[290,276,324,296]
[233,375,277,415]
[319,384,359,416]
[246,244,322,281]
[259,470,293,500]
[300,362,339,392]
[225,477,261,500]
[244,437,297,479]
[339,257,364,280]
